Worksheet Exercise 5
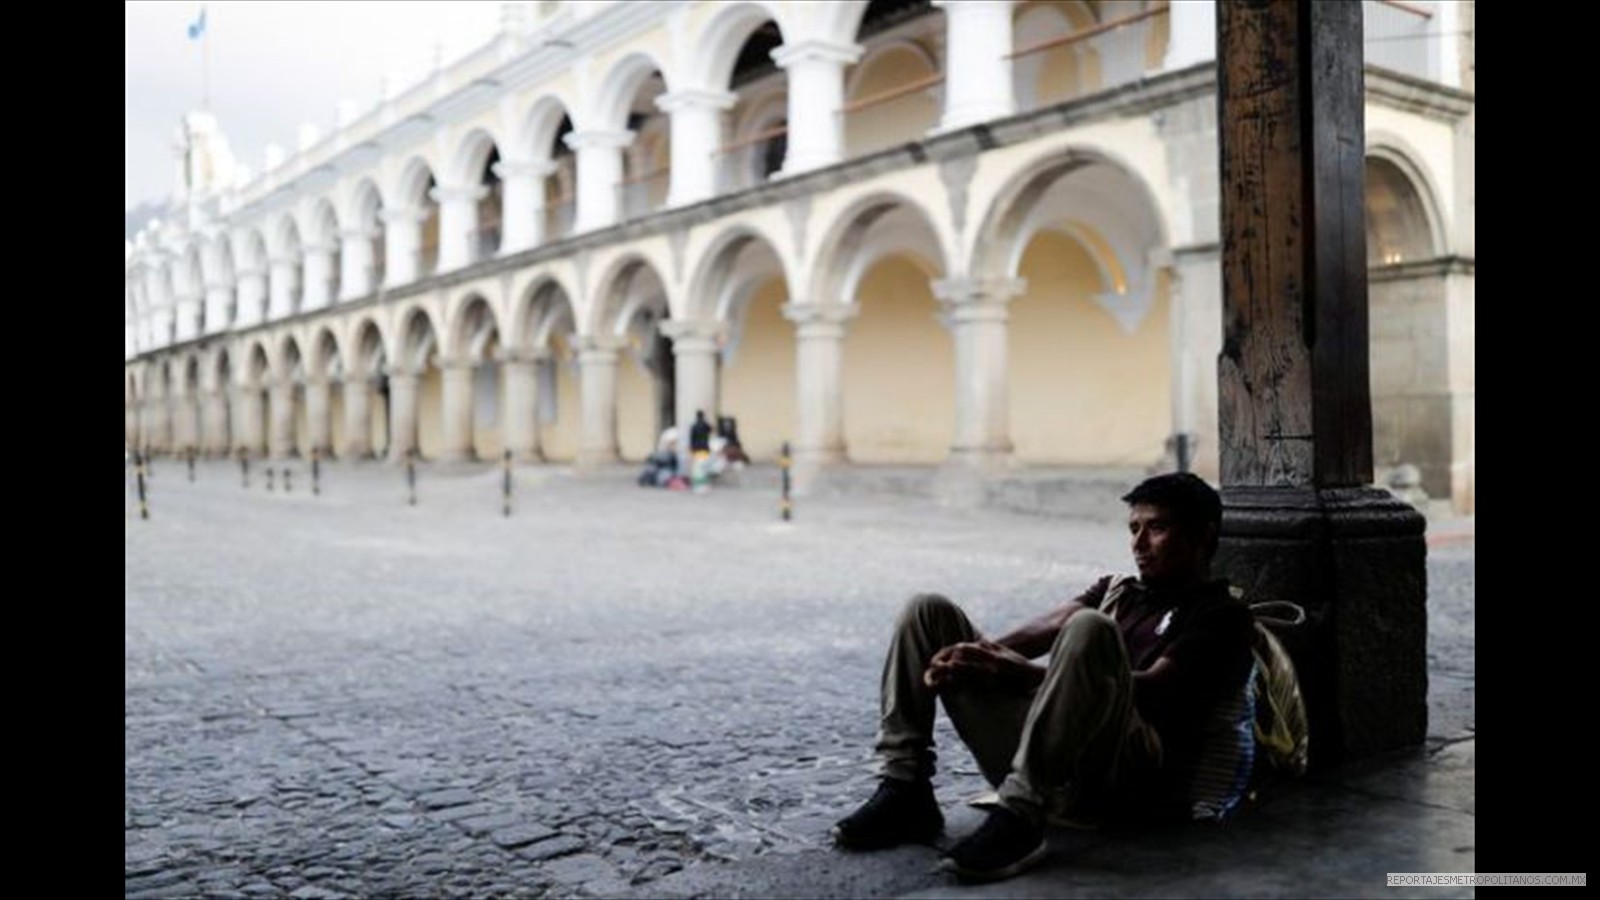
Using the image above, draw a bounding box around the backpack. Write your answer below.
[1101,578,1309,819]
[1244,598,1310,779]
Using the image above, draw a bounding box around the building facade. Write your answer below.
[124,0,1475,513]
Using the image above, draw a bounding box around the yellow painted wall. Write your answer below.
[473,362,506,461]
[418,367,444,460]
[616,348,656,462]
[720,277,795,462]
[370,389,390,458]
[1144,5,1170,71]
[1008,231,1170,465]
[541,335,581,462]
[845,45,941,159]
[293,386,310,456]
[1015,2,1101,109]
[844,256,954,463]
[329,387,346,456]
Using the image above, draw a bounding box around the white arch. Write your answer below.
[389,156,440,209]
[590,253,671,337]
[687,223,795,322]
[445,292,505,359]
[812,190,952,304]
[589,51,672,132]
[448,127,505,187]
[1365,132,1449,256]
[690,1,790,90]
[517,94,578,162]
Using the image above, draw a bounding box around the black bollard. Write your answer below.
[239,449,250,488]
[406,448,417,506]
[186,446,195,482]
[284,468,292,494]
[502,449,513,517]
[267,467,275,492]
[311,447,321,496]
[780,441,792,522]
[135,450,150,520]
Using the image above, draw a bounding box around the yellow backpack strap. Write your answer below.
[1099,574,1138,617]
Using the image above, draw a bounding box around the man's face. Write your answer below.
[1127,503,1209,586]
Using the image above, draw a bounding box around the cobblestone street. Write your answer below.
[125,460,1474,899]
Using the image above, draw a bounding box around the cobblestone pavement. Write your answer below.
[125,460,1473,899]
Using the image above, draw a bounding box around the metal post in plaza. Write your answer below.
[406,448,417,506]
[239,448,249,488]
[134,449,150,520]
[780,441,792,522]
[284,467,292,494]
[267,467,275,492]
[502,449,512,517]
[186,446,196,482]
[312,447,321,496]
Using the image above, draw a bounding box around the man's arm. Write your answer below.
[924,577,1115,693]
[993,575,1114,659]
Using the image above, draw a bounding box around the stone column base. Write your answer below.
[1214,486,1428,769]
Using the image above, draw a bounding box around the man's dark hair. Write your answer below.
[1121,472,1223,553]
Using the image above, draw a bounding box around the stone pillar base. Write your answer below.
[1213,486,1428,769]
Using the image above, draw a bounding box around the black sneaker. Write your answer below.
[940,806,1049,882]
[831,778,944,850]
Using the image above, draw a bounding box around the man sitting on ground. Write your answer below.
[832,472,1255,882]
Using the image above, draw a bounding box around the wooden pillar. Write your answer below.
[1214,0,1426,767]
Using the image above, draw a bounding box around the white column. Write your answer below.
[302,242,336,310]
[382,207,427,287]
[235,385,267,457]
[203,280,233,333]
[341,376,375,459]
[934,1,1015,131]
[576,337,622,467]
[268,378,295,458]
[338,228,378,300]
[267,256,300,319]
[437,355,478,462]
[495,160,558,253]
[126,399,141,449]
[656,89,736,207]
[432,185,487,271]
[305,376,333,456]
[934,277,1024,468]
[773,40,862,176]
[1162,0,1216,71]
[182,390,203,454]
[152,393,173,452]
[782,303,857,467]
[386,367,422,461]
[659,318,723,444]
[235,267,268,327]
[206,388,231,455]
[565,130,634,233]
[498,349,543,461]
[1169,247,1222,480]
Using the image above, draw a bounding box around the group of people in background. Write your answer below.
[638,411,749,492]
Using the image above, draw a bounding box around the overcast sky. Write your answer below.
[125,1,504,211]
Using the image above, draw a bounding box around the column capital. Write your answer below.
[432,353,476,371]
[494,347,549,365]
[303,241,338,256]
[782,302,859,328]
[268,255,300,269]
[654,89,737,114]
[380,206,432,226]
[931,277,1027,305]
[931,0,1014,10]
[385,363,426,379]
[657,317,725,345]
[576,334,625,359]
[563,130,635,152]
[772,39,864,69]
[493,159,560,180]
[339,227,380,242]
[429,185,489,205]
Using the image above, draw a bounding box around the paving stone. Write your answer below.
[517,835,587,862]
[492,823,560,849]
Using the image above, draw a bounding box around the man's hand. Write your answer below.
[924,641,1043,694]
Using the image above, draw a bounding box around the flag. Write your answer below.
[187,7,206,41]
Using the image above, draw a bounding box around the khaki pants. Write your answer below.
[875,593,1162,826]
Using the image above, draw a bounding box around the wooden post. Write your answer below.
[1215,0,1426,766]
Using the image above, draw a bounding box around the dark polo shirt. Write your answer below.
[1088,578,1256,768]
